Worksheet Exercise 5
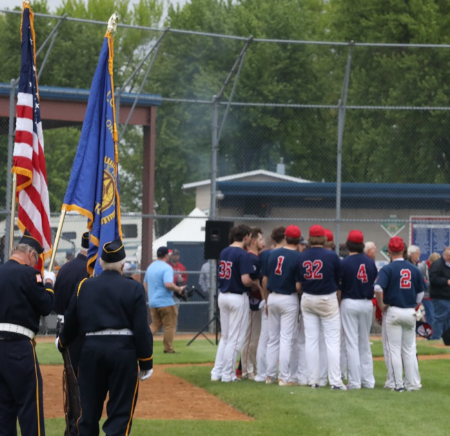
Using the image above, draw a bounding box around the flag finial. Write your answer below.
[107,12,119,33]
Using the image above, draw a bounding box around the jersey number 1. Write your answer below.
[275,256,284,275]
[357,264,368,283]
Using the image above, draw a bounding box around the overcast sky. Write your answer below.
[0,0,187,16]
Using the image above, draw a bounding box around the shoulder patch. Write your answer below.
[36,274,42,283]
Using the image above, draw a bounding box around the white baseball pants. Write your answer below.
[290,313,308,384]
[241,309,262,377]
[381,313,395,389]
[266,293,299,382]
[341,298,375,389]
[254,308,269,382]
[211,292,249,382]
[301,292,343,387]
[383,306,421,391]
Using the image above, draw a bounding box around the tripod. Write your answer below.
[187,262,220,346]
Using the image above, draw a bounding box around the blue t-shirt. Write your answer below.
[144,260,175,308]
[376,259,427,308]
[340,253,378,300]
[298,247,340,295]
[218,246,254,294]
[264,247,301,295]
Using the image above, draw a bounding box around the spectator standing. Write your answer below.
[418,252,440,330]
[169,249,188,285]
[198,260,210,295]
[364,242,377,261]
[429,247,450,340]
[144,246,186,353]
[407,245,421,266]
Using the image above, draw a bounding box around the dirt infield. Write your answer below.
[41,364,252,421]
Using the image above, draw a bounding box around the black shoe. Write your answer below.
[309,384,320,388]
[393,387,405,392]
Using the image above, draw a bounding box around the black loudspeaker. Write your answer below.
[204,220,234,260]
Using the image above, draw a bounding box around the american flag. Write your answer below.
[12,3,52,270]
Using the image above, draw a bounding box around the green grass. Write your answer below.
[37,338,450,436]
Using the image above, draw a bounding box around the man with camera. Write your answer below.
[144,246,186,354]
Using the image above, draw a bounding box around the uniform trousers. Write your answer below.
[254,308,269,382]
[0,339,45,436]
[266,293,299,382]
[211,293,249,382]
[340,298,375,389]
[241,309,262,378]
[77,336,139,436]
[289,313,308,384]
[150,305,178,353]
[381,313,395,389]
[383,306,421,391]
[301,292,343,387]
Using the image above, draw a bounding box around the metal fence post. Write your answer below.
[336,41,354,253]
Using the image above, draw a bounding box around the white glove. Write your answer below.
[415,309,422,321]
[258,300,266,310]
[44,270,56,285]
[139,369,153,381]
[55,337,60,350]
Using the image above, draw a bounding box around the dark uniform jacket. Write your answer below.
[54,253,88,315]
[60,270,153,369]
[429,257,450,301]
[0,259,54,335]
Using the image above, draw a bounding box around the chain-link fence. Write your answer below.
[1,9,449,334]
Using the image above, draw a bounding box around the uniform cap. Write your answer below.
[101,238,126,263]
[81,232,89,249]
[285,225,301,239]
[347,229,364,244]
[388,236,404,253]
[309,225,325,237]
[324,229,334,242]
[157,246,169,257]
[19,229,44,254]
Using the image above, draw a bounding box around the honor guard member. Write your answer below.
[53,231,89,373]
[298,225,345,390]
[0,230,55,436]
[211,224,255,382]
[375,236,426,392]
[340,230,378,390]
[264,225,302,386]
[57,238,153,436]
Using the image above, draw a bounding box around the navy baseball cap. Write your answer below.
[157,246,169,257]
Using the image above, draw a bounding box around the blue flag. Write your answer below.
[62,32,122,275]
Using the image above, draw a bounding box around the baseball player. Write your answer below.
[254,226,285,382]
[298,225,345,389]
[240,227,265,379]
[340,230,378,389]
[211,225,256,382]
[264,225,302,386]
[375,236,426,392]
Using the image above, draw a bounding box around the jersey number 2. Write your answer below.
[357,264,368,283]
[400,269,411,289]
[303,260,323,280]
[219,261,232,279]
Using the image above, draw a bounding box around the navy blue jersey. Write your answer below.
[218,246,254,294]
[265,248,301,295]
[340,254,378,300]
[376,259,427,308]
[298,247,340,295]
[259,249,271,278]
[249,252,261,280]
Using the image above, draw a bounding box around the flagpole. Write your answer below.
[48,210,66,271]
[9,174,17,255]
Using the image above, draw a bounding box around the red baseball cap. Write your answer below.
[347,229,364,244]
[324,229,334,242]
[285,225,301,239]
[309,225,325,237]
[388,236,405,253]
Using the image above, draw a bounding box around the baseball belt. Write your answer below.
[0,323,35,339]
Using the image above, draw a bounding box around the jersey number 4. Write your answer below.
[357,264,368,283]
[219,261,233,279]
[303,260,323,280]
[275,256,285,275]
[400,269,412,289]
